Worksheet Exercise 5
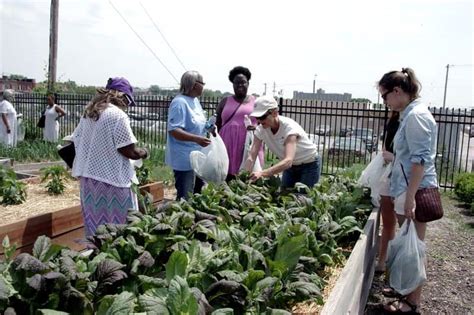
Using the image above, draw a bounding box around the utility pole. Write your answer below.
[313,74,317,94]
[47,0,59,93]
[263,83,267,95]
[442,64,451,109]
[272,82,276,97]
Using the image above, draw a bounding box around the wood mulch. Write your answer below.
[1,178,177,226]
[1,177,80,226]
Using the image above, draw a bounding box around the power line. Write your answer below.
[108,0,179,84]
[139,1,187,72]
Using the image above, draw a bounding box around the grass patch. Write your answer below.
[442,194,474,234]
[0,140,60,162]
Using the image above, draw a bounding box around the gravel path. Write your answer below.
[365,195,473,314]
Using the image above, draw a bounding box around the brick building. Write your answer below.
[0,76,36,92]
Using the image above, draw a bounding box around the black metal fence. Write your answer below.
[12,93,474,189]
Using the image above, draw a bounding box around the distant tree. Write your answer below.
[32,80,97,94]
[6,74,28,80]
[351,98,371,103]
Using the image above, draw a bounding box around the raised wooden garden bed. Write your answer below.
[140,181,165,204]
[0,179,165,256]
[321,207,380,314]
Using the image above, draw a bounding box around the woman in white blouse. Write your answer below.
[72,77,148,237]
[0,89,18,147]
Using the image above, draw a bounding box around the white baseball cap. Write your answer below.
[250,96,278,117]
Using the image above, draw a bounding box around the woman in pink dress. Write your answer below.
[216,66,264,181]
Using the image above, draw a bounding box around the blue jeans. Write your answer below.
[173,170,204,200]
[282,155,321,189]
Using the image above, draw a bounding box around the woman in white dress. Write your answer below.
[43,94,66,142]
[0,89,18,147]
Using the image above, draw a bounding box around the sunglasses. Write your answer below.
[256,110,272,121]
[381,89,393,101]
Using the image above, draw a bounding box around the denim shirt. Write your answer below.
[390,99,438,197]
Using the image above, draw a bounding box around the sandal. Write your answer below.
[382,287,404,298]
[382,298,420,314]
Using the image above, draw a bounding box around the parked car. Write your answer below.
[328,137,367,157]
[339,127,353,137]
[307,133,320,145]
[352,128,378,152]
[315,125,331,136]
[147,113,162,121]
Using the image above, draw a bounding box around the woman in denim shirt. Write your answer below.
[378,68,438,314]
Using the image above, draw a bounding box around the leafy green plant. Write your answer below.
[40,165,70,195]
[454,172,474,205]
[0,166,27,205]
[136,161,153,186]
[1,172,372,313]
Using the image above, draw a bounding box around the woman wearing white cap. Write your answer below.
[244,95,321,188]
[0,89,18,147]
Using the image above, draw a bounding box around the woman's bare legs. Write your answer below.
[377,195,397,271]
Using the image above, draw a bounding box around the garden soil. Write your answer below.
[365,195,473,314]
[1,179,177,226]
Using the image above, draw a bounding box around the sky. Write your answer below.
[1,0,473,108]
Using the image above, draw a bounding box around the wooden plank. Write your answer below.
[0,205,83,254]
[140,181,164,203]
[321,208,380,314]
[1,227,86,259]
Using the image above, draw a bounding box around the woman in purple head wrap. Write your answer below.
[72,77,148,237]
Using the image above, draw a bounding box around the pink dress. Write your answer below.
[219,96,264,176]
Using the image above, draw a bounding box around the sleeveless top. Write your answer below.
[219,96,263,175]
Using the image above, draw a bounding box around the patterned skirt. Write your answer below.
[80,177,137,237]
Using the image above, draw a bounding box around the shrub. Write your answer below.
[0,166,27,205]
[454,172,474,204]
[40,165,70,195]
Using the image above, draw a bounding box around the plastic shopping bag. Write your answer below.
[357,152,388,207]
[190,133,229,184]
[239,130,262,172]
[386,219,426,296]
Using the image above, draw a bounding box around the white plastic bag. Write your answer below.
[239,130,262,172]
[190,133,229,184]
[386,220,426,296]
[357,152,389,207]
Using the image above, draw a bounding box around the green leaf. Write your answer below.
[32,235,51,261]
[287,281,321,298]
[268,309,292,315]
[0,274,17,300]
[138,293,170,315]
[211,308,234,315]
[319,253,334,265]
[37,310,70,315]
[97,292,135,315]
[243,269,266,290]
[187,240,212,273]
[165,251,188,284]
[274,234,306,276]
[167,276,198,315]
